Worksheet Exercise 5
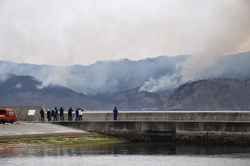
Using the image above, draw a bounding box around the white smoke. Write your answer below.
[139,0,250,92]
[2,0,250,67]
[139,63,183,92]
[36,67,68,89]
[0,56,187,94]
[15,83,22,88]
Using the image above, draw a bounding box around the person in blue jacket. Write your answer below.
[75,108,79,121]
[40,107,45,122]
[59,107,64,121]
[113,106,118,120]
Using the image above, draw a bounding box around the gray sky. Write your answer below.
[0,0,250,66]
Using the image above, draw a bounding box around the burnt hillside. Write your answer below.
[0,74,164,110]
[165,79,250,110]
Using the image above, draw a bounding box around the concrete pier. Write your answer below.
[2,107,250,144]
[53,111,250,144]
[76,111,250,121]
[0,122,89,140]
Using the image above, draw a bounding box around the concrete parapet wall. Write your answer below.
[53,111,250,144]
[53,121,250,133]
[1,110,249,122]
[53,121,250,144]
[80,111,250,121]
[0,106,46,121]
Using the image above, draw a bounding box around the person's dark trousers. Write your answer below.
[114,114,117,120]
[54,114,57,121]
[60,114,64,121]
[79,115,82,120]
[41,115,45,122]
[68,115,72,121]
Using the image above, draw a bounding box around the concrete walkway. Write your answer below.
[0,122,91,140]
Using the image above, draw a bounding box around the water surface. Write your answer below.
[1,142,250,166]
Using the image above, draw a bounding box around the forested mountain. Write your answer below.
[0,55,188,95]
[165,79,250,110]
[0,74,163,110]
[1,52,250,110]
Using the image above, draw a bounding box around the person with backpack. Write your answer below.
[60,107,64,121]
[68,107,73,121]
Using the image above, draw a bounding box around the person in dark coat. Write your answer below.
[75,108,79,121]
[60,107,64,121]
[40,107,45,122]
[68,107,73,121]
[51,109,55,121]
[113,106,118,120]
[54,107,58,121]
[47,109,51,121]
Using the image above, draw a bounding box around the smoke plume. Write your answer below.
[140,0,250,92]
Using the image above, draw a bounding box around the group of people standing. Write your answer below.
[67,107,83,121]
[40,106,118,122]
[46,107,62,121]
[40,107,83,122]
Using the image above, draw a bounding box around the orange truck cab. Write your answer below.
[0,108,17,124]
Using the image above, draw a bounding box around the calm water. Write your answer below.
[0,142,250,166]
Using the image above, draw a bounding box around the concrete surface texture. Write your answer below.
[0,106,46,121]
[0,122,87,140]
[1,106,250,122]
[77,111,250,121]
[54,121,250,134]
[53,121,250,143]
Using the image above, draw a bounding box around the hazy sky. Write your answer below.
[0,0,250,66]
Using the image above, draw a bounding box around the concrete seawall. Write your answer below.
[53,111,250,144]
[2,108,250,144]
[2,107,250,122]
[0,106,45,121]
[79,111,250,121]
[53,121,250,144]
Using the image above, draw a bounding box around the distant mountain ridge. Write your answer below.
[0,74,164,110]
[1,52,250,96]
[1,74,250,111]
[0,74,76,97]
[1,52,250,110]
[165,79,250,110]
[0,55,189,95]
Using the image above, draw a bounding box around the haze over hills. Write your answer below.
[0,55,188,95]
[166,79,250,110]
[1,52,250,95]
[1,52,250,110]
[0,74,163,110]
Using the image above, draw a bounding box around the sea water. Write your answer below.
[0,142,250,166]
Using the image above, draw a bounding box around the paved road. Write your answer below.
[0,122,89,140]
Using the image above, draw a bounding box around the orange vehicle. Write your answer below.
[0,108,17,124]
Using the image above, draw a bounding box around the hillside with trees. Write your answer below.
[165,79,250,110]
